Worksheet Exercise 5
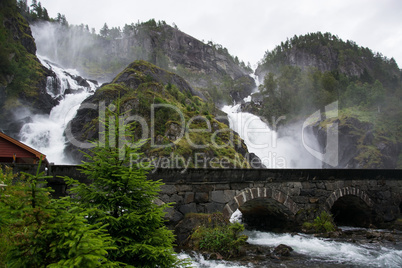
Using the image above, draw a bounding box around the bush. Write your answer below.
[191,221,248,258]
[302,211,336,233]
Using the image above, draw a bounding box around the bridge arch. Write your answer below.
[325,187,374,227]
[223,187,300,231]
[325,186,374,209]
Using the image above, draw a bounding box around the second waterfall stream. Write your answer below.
[221,87,321,168]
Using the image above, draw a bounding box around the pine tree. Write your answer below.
[65,101,180,267]
[100,23,110,38]
[0,163,115,267]
[42,7,49,21]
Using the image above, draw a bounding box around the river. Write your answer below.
[178,210,402,267]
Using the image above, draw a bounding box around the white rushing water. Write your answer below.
[19,56,96,164]
[38,55,97,98]
[180,210,402,267]
[19,92,91,164]
[221,79,321,168]
[177,252,250,268]
[214,80,401,267]
[247,230,402,267]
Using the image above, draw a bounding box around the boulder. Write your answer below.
[273,244,293,257]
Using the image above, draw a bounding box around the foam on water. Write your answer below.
[246,230,402,267]
[177,252,251,268]
[38,55,96,98]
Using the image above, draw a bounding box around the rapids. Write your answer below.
[178,210,402,267]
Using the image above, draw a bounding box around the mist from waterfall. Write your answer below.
[222,77,322,168]
[31,21,97,76]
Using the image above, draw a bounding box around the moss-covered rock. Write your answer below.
[65,60,253,167]
[313,111,400,168]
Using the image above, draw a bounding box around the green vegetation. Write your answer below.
[0,164,115,267]
[257,66,395,122]
[0,101,188,267]
[257,32,401,168]
[64,102,181,267]
[261,32,400,87]
[0,0,52,126]
[258,32,401,118]
[302,211,336,233]
[79,60,250,168]
[18,0,51,23]
[189,213,248,258]
[0,0,44,89]
[23,0,251,104]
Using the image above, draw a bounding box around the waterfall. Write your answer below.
[19,56,97,164]
[39,55,97,98]
[222,76,321,168]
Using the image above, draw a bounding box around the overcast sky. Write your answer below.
[32,0,402,68]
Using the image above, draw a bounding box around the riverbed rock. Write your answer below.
[366,230,396,242]
[208,252,224,260]
[383,233,395,242]
[273,244,293,257]
[366,231,382,241]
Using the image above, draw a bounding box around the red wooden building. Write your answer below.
[0,132,48,164]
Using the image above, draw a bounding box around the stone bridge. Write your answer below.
[149,168,402,230]
[4,164,402,230]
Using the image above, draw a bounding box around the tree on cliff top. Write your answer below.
[64,101,181,267]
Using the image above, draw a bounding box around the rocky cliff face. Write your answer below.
[252,32,401,169]
[255,32,401,87]
[256,45,363,78]
[0,1,57,137]
[0,1,100,139]
[312,116,400,168]
[32,20,255,105]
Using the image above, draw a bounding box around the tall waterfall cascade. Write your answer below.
[19,56,97,164]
